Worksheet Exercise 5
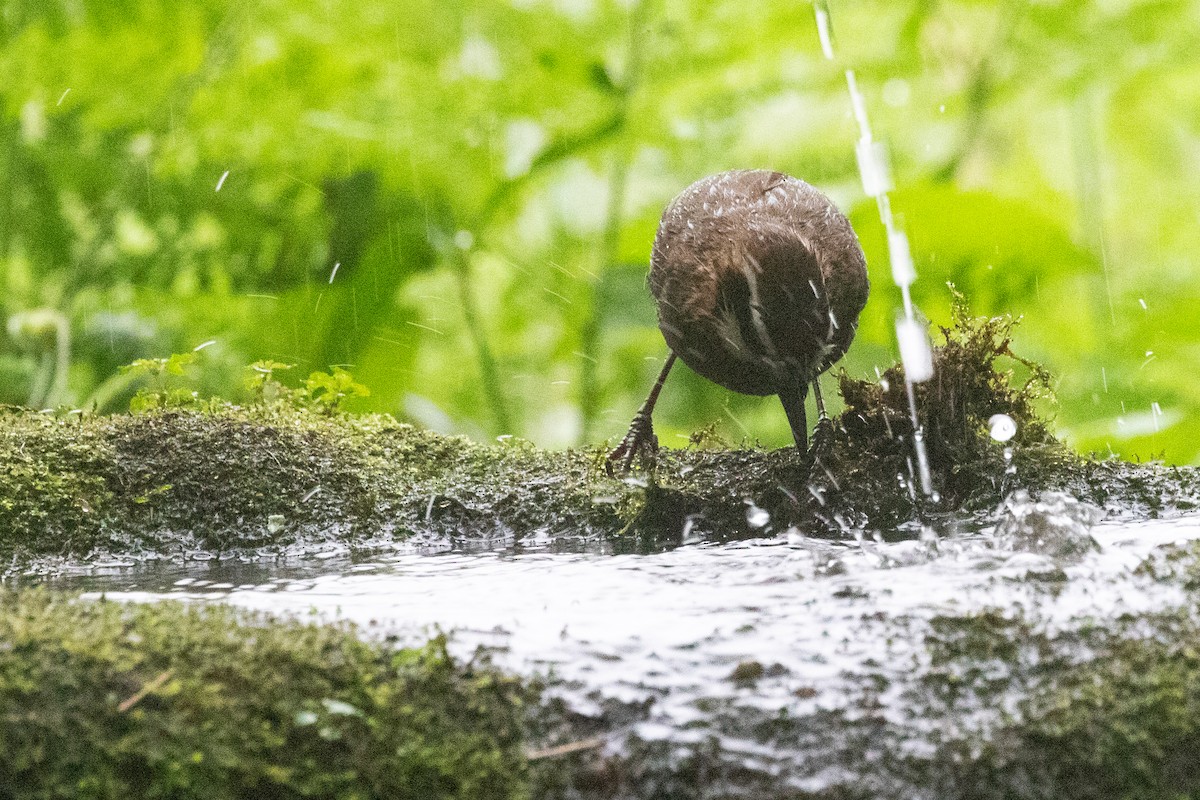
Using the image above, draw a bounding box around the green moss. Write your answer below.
[2,307,1199,560]
[0,589,528,799]
[913,605,1200,799]
[0,408,116,554]
[0,406,623,560]
[832,296,1068,520]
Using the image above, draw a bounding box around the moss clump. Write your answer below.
[840,296,1062,501]
[0,589,528,799]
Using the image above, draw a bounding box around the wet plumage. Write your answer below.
[608,169,869,473]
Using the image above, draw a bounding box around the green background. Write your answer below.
[2,0,1196,462]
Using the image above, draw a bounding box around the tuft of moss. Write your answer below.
[838,293,1064,505]
[0,589,528,799]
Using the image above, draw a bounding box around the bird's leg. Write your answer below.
[809,376,835,459]
[606,352,677,476]
[778,382,810,452]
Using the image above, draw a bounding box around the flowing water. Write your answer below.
[37,498,1200,794]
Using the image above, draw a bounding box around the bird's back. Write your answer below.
[649,170,869,396]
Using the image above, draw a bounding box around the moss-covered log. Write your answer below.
[0,589,526,799]
[2,307,1199,563]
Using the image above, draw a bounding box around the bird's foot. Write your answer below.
[605,412,659,477]
[807,416,835,465]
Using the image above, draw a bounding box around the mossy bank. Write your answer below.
[3,307,1199,563]
[0,589,526,799]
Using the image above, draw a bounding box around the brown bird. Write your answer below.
[607,169,869,473]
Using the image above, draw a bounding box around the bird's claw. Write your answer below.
[605,413,659,477]
[807,417,835,464]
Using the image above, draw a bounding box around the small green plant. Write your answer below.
[244,360,296,404]
[119,355,371,415]
[119,353,200,413]
[302,367,370,415]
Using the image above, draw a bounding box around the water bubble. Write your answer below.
[988,413,1017,442]
[454,230,475,250]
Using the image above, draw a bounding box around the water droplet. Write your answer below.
[745,501,770,529]
[988,413,1017,442]
[813,2,835,60]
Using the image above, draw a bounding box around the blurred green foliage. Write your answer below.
[1,0,1198,462]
